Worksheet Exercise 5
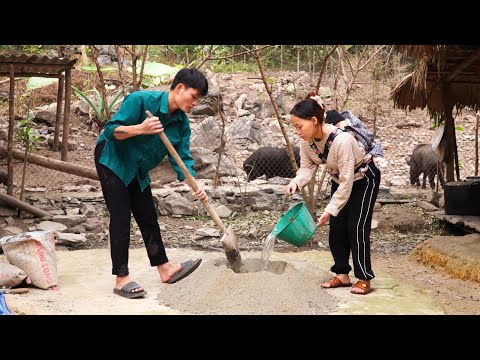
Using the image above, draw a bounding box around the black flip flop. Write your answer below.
[167,258,202,284]
[113,281,147,299]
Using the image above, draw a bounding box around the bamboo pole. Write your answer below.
[53,74,64,151]
[61,68,72,161]
[0,192,51,218]
[0,146,98,180]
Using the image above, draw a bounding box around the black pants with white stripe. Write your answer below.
[94,140,168,277]
[328,161,380,280]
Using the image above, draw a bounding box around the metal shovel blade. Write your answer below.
[221,226,242,269]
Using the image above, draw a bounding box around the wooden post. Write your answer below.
[476,111,479,176]
[61,68,72,161]
[453,125,460,181]
[7,65,15,196]
[53,74,64,151]
[442,83,455,182]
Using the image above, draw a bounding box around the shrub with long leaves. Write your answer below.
[72,86,124,131]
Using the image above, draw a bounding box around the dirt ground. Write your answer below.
[3,243,479,315]
[374,254,480,315]
[2,201,480,315]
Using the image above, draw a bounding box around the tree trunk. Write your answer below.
[280,45,283,72]
[333,52,342,111]
[19,145,29,203]
[297,47,300,72]
[214,101,227,188]
[315,45,338,95]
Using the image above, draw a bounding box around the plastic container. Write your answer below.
[272,202,317,247]
[444,180,480,216]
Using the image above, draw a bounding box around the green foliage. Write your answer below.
[71,86,124,128]
[80,65,117,73]
[426,215,446,235]
[431,114,444,128]
[127,62,179,87]
[0,45,56,56]
[146,46,167,62]
[431,115,464,131]
[129,62,179,77]
[266,76,275,84]
[213,61,257,73]
[15,115,40,153]
[169,45,198,55]
[26,77,58,91]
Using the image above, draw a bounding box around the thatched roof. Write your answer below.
[394,45,445,60]
[391,45,480,116]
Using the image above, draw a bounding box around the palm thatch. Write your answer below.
[392,71,480,116]
[391,45,480,116]
[394,45,445,60]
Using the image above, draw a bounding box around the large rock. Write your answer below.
[190,117,222,151]
[156,192,198,216]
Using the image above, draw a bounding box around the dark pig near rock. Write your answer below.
[406,144,445,189]
[243,147,300,181]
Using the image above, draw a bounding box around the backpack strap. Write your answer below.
[309,128,343,164]
[310,128,371,174]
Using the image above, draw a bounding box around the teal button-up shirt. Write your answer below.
[97,90,195,192]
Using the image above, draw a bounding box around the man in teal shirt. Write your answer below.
[94,68,208,298]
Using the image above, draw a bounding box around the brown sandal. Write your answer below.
[321,276,352,288]
[350,280,373,295]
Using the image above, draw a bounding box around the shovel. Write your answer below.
[146,110,242,268]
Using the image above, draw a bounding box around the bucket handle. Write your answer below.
[279,194,292,216]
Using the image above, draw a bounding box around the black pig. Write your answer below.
[406,144,445,189]
[243,147,300,181]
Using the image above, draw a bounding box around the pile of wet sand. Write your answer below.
[157,257,337,315]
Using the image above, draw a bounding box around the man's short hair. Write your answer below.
[171,68,208,96]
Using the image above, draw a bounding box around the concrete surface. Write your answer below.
[3,247,448,315]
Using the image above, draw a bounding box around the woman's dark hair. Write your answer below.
[325,110,345,125]
[171,68,208,96]
[289,90,325,122]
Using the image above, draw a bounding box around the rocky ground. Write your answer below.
[1,66,479,315]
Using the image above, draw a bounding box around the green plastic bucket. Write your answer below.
[272,202,316,247]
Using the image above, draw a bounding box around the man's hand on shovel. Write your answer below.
[193,184,208,201]
[140,113,164,135]
[144,111,207,201]
[145,110,241,268]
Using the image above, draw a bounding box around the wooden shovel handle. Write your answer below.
[146,110,226,232]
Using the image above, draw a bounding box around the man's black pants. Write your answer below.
[94,140,168,276]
